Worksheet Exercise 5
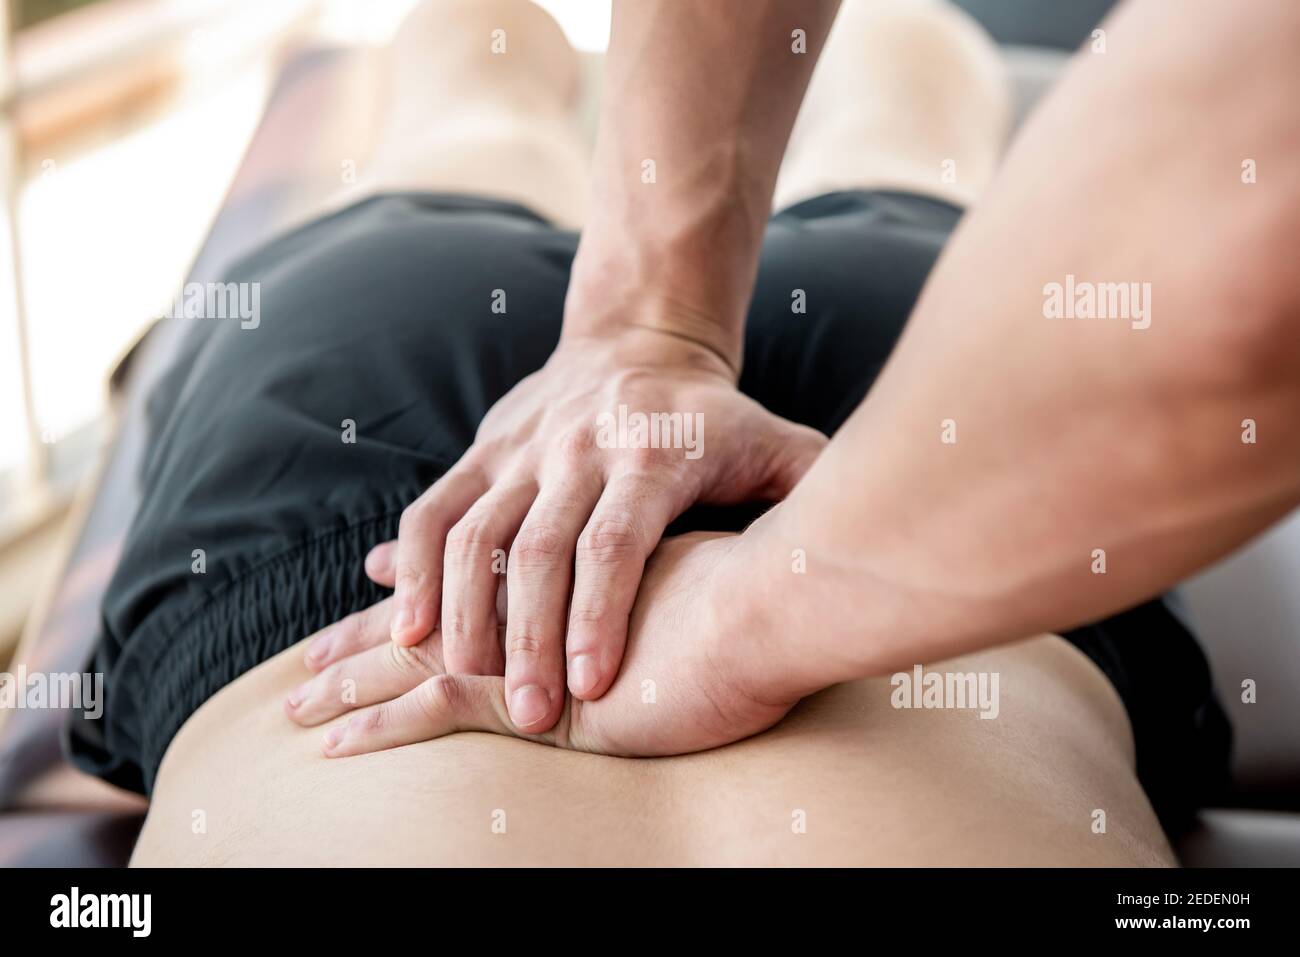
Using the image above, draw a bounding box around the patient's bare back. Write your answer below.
[133,632,1173,866]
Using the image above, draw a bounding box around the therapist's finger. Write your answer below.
[286,636,442,727]
[321,673,568,757]
[364,540,397,588]
[370,540,509,617]
[503,476,602,732]
[441,476,537,676]
[566,473,679,700]
[304,597,393,672]
[391,467,489,647]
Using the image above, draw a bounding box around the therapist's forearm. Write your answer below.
[563,0,840,375]
[736,0,1300,695]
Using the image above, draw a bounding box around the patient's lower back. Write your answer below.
[132,635,1172,866]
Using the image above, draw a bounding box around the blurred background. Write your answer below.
[0,0,613,667]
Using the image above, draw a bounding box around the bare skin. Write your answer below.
[325,0,592,228]
[134,624,1172,867]
[774,0,1010,209]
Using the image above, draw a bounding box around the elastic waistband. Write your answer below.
[69,508,407,794]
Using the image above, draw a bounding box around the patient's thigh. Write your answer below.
[132,635,1174,866]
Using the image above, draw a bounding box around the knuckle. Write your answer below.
[415,675,460,722]
[506,626,547,660]
[395,563,428,592]
[511,523,566,568]
[445,519,494,566]
[392,542,432,592]
[623,443,665,472]
[385,640,435,677]
[357,705,386,735]
[455,448,494,478]
[555,426,597,463]
[442,608,472,645]
[397,501,432,539]
[568,600,611,627]
[577,515,642,565]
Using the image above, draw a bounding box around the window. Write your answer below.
[0,0,285,541]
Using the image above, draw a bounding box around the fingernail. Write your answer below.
[286,682,310,709]
[391,607,413,641]
[323,723,347,752]
[305,631,333,666]
[510,685,551,729]
[569,655,600,696]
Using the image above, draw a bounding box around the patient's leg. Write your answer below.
[132,633,1173,866]
[325,0,589,226]
[774,0,1012,209]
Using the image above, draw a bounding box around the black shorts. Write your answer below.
[66,191,1230,833]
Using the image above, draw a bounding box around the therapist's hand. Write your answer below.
[381,327,824,734]
[288,532,805,758]
[365,0,841,737]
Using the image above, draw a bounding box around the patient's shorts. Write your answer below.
[66,190,1231,832]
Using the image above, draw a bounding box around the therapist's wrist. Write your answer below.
[713,503,879,703]
[563,206,763,378]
